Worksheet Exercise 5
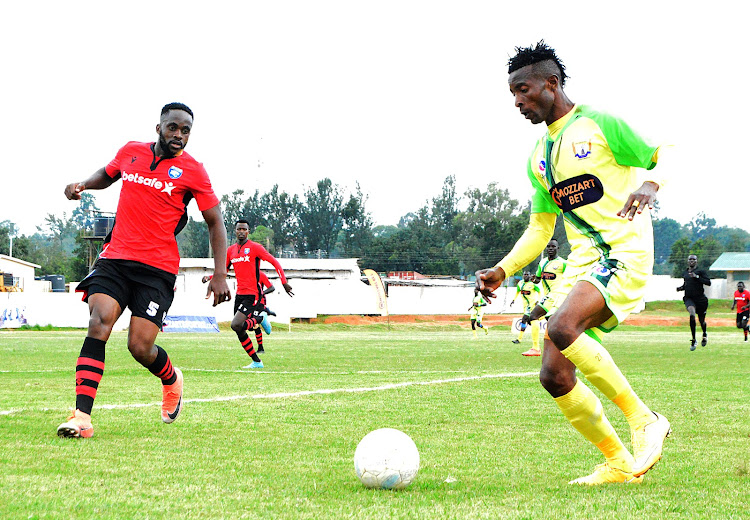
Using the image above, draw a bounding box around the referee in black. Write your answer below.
[676,254,712,351]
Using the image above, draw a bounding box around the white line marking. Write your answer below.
[0,371,537,416]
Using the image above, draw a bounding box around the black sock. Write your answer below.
[147,345,177,385]
[689,315,696,340]
[75,337,106,415]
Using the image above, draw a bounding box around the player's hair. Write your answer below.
[161,102,194,119]
[548,237,558,244]
[508,40,568,87]
[235,219,250,227]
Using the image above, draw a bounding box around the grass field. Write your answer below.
[1,322,748,519]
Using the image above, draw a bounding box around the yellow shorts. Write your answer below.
[470,309,484,321]
[547,257,648,333]
[537,293,560,316]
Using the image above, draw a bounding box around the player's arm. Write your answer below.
[263,284,276,296]
[202,204,231,306]
[731,300,737,310]
[699,270,711,286]
[258,249,294,297]
[64,167,118,200]
[476,212,556,298]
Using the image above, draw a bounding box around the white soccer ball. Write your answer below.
[354,428,420,490]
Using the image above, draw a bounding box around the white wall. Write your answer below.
[0,275,730,329]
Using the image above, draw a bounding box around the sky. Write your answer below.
[1,1,747,238]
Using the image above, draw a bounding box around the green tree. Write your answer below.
[265,185,300,255]
[668,237,692,277]
[341,183,373,257]
[298,178,343,257]
[176,217,210,258]
[70,193,100,230]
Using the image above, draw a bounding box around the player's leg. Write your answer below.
[477,311,488,334]
[58,293,122,438]
[544,286,643,483]
[513,314,529,344]
[522,305,545,356]
[685,299,697,350]
[231,299,263,367]
[254,326,264,353]
[743,312,749,341]
[698,299,708,346]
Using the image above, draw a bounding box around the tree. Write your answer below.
[687,212,716,240]
[298,178,343,257]
[70,193,100,230]
[265,184,300,255]
[652,217,687,273]
[176,217,210,258]
[668,237,692,278]
[220,189,266,236]
[341,183,373,257]
[0,220,18,256]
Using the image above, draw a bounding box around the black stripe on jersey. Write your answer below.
[173,192,195,236]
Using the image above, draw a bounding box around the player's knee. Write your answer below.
[539,365,574,395]
[545,316,576,350]
[127,340,152,364]
[230,317,245,334]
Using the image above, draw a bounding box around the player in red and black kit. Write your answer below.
[222,219,293,368]
[202,261,279,355]
[676,254,711,351]
[731,281,750,342]
[58,103,231,439]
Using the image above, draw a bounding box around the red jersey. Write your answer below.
[227,240,287,296]
[734,290,750,313]
[100,141,219,274]
[258,272,272,305]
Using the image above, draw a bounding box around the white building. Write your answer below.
[0,254,42,292]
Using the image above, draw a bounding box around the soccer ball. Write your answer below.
[353,428,420,489]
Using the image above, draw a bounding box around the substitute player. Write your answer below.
[510,271,541,348]
[476,41,671,485]
[468,288,489,338]
[58,102,231,439]
[521,238,567,357]
[731,281,750,342]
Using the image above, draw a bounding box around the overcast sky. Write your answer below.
[1,1,746,238]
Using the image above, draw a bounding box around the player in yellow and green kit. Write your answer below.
[476,41,671,485]
[520,237,567,357]
[468,288,489,338]
[510,271,541,347]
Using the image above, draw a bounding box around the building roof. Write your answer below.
[0,254,41,269]
[709,252,750,271]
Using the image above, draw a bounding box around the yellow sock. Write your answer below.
[517,328,525,341]
[554,380,633,469]
[561,332,652,430]
[531,321,540,350]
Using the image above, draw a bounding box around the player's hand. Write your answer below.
[64,182,85,200]
[206,275,231,306]
[283,282,294,297]
[617,181,659,221]
[475,267,505,299]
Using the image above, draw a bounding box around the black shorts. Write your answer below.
[76,259,176,329]
[234,294,263,316]
[737,310,749,328]
[683,296,708,316]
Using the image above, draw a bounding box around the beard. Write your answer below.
[158,132,181,158]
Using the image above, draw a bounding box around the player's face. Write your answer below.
[235,223,249,241]
[687,255,698,268]
[545,240,558,259]
[508,66,555,125]
[739,282,745,291]
[523,272,531,281]
[156,109,192,157]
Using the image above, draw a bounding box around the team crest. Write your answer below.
[538,159,546,173]
[168,166,183,179]
[593,265,610,277]
[244,248,250,254]
[572,140,592,159]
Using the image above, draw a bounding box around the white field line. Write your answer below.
[0,371,537,416]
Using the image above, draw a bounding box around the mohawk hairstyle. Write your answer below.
[508,40,568,87]
[161,102,194,119]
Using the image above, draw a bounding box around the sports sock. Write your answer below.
[689,315,696,340]
[471,319,476,330]
[244,316,260,331]
[700,317,707,335]
[147,345,177,385]
[239,332,261,362]
[75,337,106,415]
[553,380,634,470]
[255,328,264,350]
[562,332,652,430]
[517,328,525,341]
[531,321,540,350]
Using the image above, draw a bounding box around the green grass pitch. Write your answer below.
[1,323,748,519]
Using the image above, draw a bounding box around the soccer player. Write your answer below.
[468,288,489,338]
[731,281,750,342]
[676,254,711,350]
[225,220,293,369]
[476,41,671,485]
[58,102,231,439]
[521,238,568,357]
[509,271,541,348]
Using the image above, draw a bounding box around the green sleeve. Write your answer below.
[535,261,544,278]
[527,156,561,214]
[582,106,658,170]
